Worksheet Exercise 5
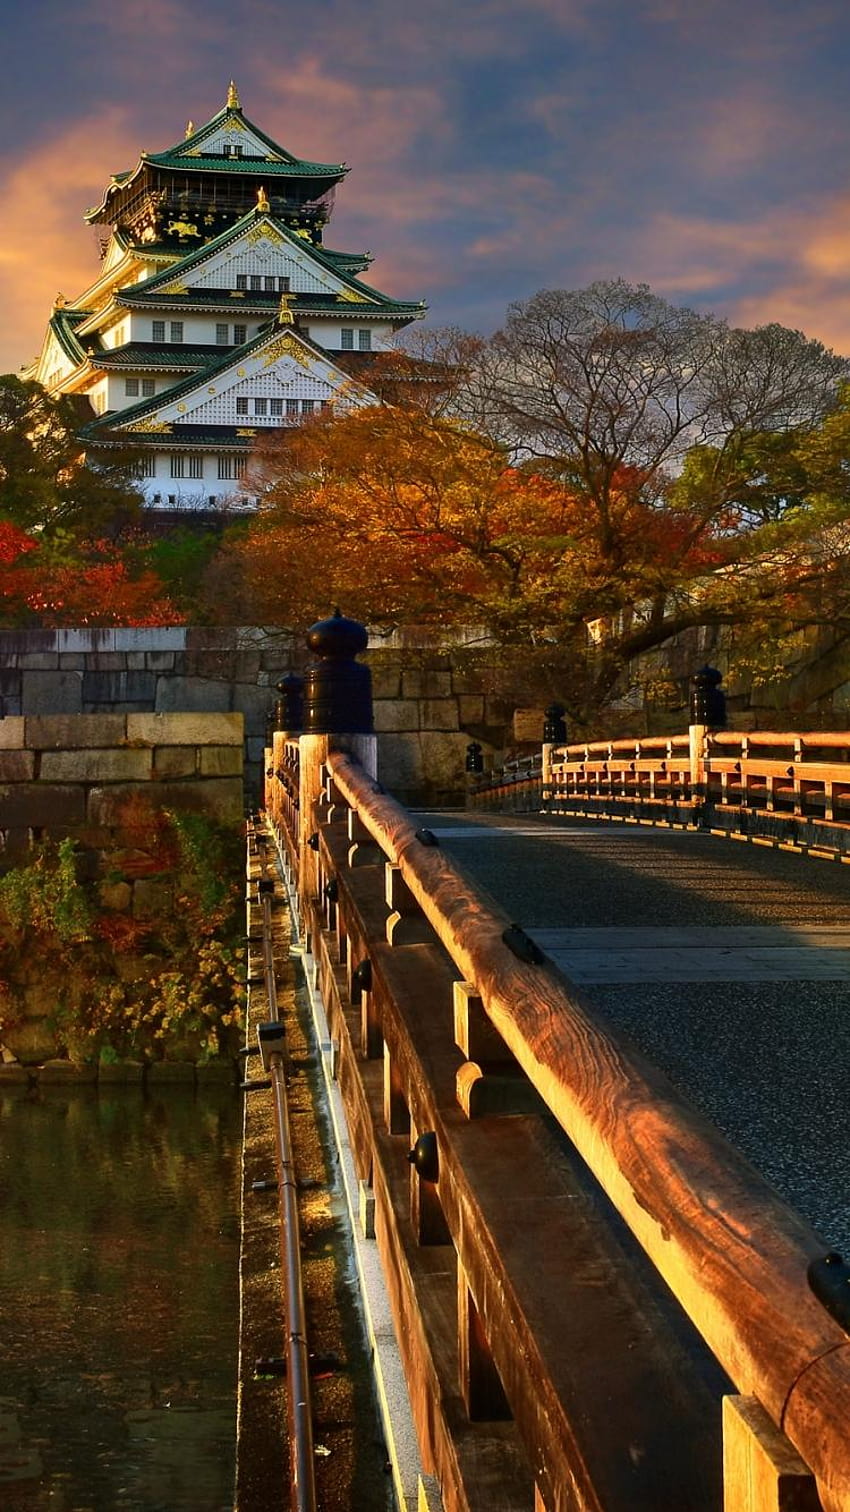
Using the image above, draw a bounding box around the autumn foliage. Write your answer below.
[0,522,185,627]
[205,405,735,641]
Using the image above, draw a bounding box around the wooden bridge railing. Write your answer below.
[265,721,850,1512]
[472,726,850,853]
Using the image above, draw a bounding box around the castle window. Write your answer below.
[358,329,372,351]
[301,400,315,414]
[142,379,156,397]
[170,454,186,478]
[236,397,249,415]
[340,328,354,350]
[152,320,165,342]
[236,274,248,290]
[264,277,276,292]
[270,398,283,416]
[254,398,268,416]
[250,275,262,291]
[218,454,246,481]
[187,454,204,479]
[286,398,298,416]
[277,277,290,292]
[170,321,184,343]
[216,323,229,345]
[136,455,155,478]
[125,378,139,396]
[233,324,247,344]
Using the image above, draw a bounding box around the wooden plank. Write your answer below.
[723,1396,822,1512]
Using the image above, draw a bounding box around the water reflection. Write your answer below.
[0,1084,241,1511]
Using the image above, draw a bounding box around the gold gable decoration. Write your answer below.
[246,222,283,245]
[124,418,173,433]
[262,332,310,369]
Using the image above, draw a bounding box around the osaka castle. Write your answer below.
[26,82,426,512]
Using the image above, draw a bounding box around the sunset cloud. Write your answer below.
[3,0,850,369]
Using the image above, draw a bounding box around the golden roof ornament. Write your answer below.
[256,185,270,213]
[278,292,294,325]
[53,292,67,308]
[227,80,241,110]
[185,119,195,138]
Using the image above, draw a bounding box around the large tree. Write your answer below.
[200,286,850,721]
[0,374,143,537]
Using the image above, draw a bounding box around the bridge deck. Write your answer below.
[413,812,850,1258]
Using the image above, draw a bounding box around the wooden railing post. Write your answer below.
[723,1395,821,1512]
[295,612,376,936]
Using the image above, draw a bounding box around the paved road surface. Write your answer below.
[413,812,850,1255]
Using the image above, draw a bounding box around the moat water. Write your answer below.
[0,1082,241,1511]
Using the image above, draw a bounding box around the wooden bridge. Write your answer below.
[256,624,850,1512]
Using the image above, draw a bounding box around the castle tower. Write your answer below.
[25,84,426,513]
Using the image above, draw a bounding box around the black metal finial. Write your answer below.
[303,611,373,734]
[689,666,726,728]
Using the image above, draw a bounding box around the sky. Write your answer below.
[4,0,850,373]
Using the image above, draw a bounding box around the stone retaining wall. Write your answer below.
[0,628,515,806]
[0,711,244,859]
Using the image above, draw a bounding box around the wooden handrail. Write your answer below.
[327,746,850,1512]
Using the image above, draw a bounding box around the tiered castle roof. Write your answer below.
[28,84,426,512]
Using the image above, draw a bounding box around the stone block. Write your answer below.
[99,880,133,911]
[21,672,82,713]
[113,628,186,652]
[0,669,22,699]
[451,664,490,694]
[0,717,25,750]
[56,629,116,653]
[145,652,176,672]
[97,1061,145,1084]
[154,676,232,713]
[87,653,131,671]
[229,683,275,731]
[485,696,513,725]
[40,748,153,784]
[0,751,35,781]
[0,828,35,860]
[0,784,86,827]
[401,669,452,698]
[199,746,244,777]
[458,696,485,725]
[373,699,420,733]
[153,747,198,780]
[58,655,86,670]
[232,651,262,683]
[81,670,157,705]
[184,650,238,679]
[421,698,460,731]
[368,662,403,699]
[19,654,60,670]
[376,732,425,794]
[418,730,472,795]
[26,714,127,749]
[3,1019,60,1065]
[514,708,545,743]
[39,1060,99,1084]
[127,712,243,746]
[125,654,146,670]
